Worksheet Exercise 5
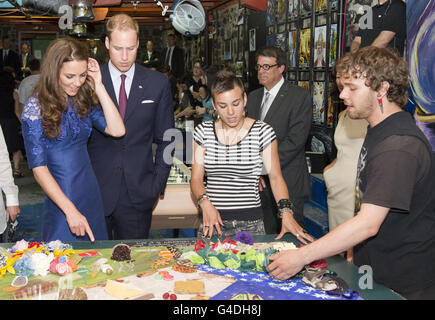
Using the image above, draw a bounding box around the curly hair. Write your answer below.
[335,46,409,109]
[36,38,98,138]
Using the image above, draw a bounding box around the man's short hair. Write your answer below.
[256,46,287,69]
[106,14,139,40]
[335,46,409,109]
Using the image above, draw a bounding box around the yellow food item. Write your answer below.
[174,280,205,294]
[105,280,145,299]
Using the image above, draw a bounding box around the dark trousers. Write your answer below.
[105,175,152,240]
[260,176,305,234]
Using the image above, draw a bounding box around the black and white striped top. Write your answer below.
[194,120,276,211]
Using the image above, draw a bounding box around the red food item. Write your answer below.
[162,292,170,300]
[194,239,205,252]
[170,294,177,300]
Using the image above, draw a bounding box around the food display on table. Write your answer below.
[0,233,360,300]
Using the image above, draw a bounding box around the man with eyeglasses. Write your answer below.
[246,46,312,235]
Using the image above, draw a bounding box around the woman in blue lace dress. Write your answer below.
[21,38,125,242]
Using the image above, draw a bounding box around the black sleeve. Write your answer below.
[361,136,429,212]
[382,1,406,34]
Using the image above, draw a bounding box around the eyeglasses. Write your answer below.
[255,64,278,71]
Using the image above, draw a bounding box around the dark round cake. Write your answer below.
[110,243,132,261]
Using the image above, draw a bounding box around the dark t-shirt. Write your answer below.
[356,0,406,55]
[354,112,435,295]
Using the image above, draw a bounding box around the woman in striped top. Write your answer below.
[191,69,312,243]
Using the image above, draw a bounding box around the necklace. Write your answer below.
[221,118,245,155]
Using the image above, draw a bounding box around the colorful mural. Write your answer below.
[407,0,435,152]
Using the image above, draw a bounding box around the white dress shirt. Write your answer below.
[108,60,135,103]
[0,126,19,234]
[261,76,285,119]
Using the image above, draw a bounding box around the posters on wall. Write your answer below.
[277,0,287,23]
[289,0,299,19]
[299,28,311,67]
[300,0,312,15]
[313,82,325,124]
[314,26,327,68]
[266,0,277,26]
[276,32,287,53]
[316,0,327,12]
[288,30,297,68]
[330,24,338,67]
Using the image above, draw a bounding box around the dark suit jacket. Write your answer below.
[246,80,312,200]
[0,49,20,75]
[19,53,35,79]
[161,46,184,79]
[87,63,175,215]
[141,50,161,69]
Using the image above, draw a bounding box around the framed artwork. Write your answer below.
[300,0,313,16]
[303,17,311,29]
[299,71,310,81]
[314,71,325,81]
[330,24,338,67]
[249,28,256,52]
[299,28,311,68]
[298,81,310,91]
[313,81,325,124]
[266,0,277,26]
[315,0,327,12]
[235,60,244,78]
[224,40,231,60]
[314,26,327,68]
[277,0,287,23]
[288,71,297,80]
[276,32,287,52]
[288,30,298,68]
[288,0,299,20]
[316,14,327,26]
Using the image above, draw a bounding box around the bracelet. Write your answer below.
[276,199,294,218]
[197,193,209,208]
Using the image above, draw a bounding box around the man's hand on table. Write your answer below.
[266,249,307,281]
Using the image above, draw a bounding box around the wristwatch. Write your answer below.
[276,199,294,218]
[197,193,209,208]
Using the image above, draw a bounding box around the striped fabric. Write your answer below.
[194,120,276,210]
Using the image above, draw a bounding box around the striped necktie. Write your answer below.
[260,92,270,121]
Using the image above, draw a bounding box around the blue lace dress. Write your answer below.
[21,96,109,241]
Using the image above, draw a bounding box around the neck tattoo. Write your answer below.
[221,118,245,155]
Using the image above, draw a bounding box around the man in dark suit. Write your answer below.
[88,14,174,240]
[140,40,160,70]
[161,34,184,79]
[246,46,312,233]
[19,43,35,80]
[0,36,20,76]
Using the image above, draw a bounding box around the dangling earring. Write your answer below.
[377,96,384,114]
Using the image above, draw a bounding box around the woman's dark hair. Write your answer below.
[36,37,98,138]
[210,68,244,102]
